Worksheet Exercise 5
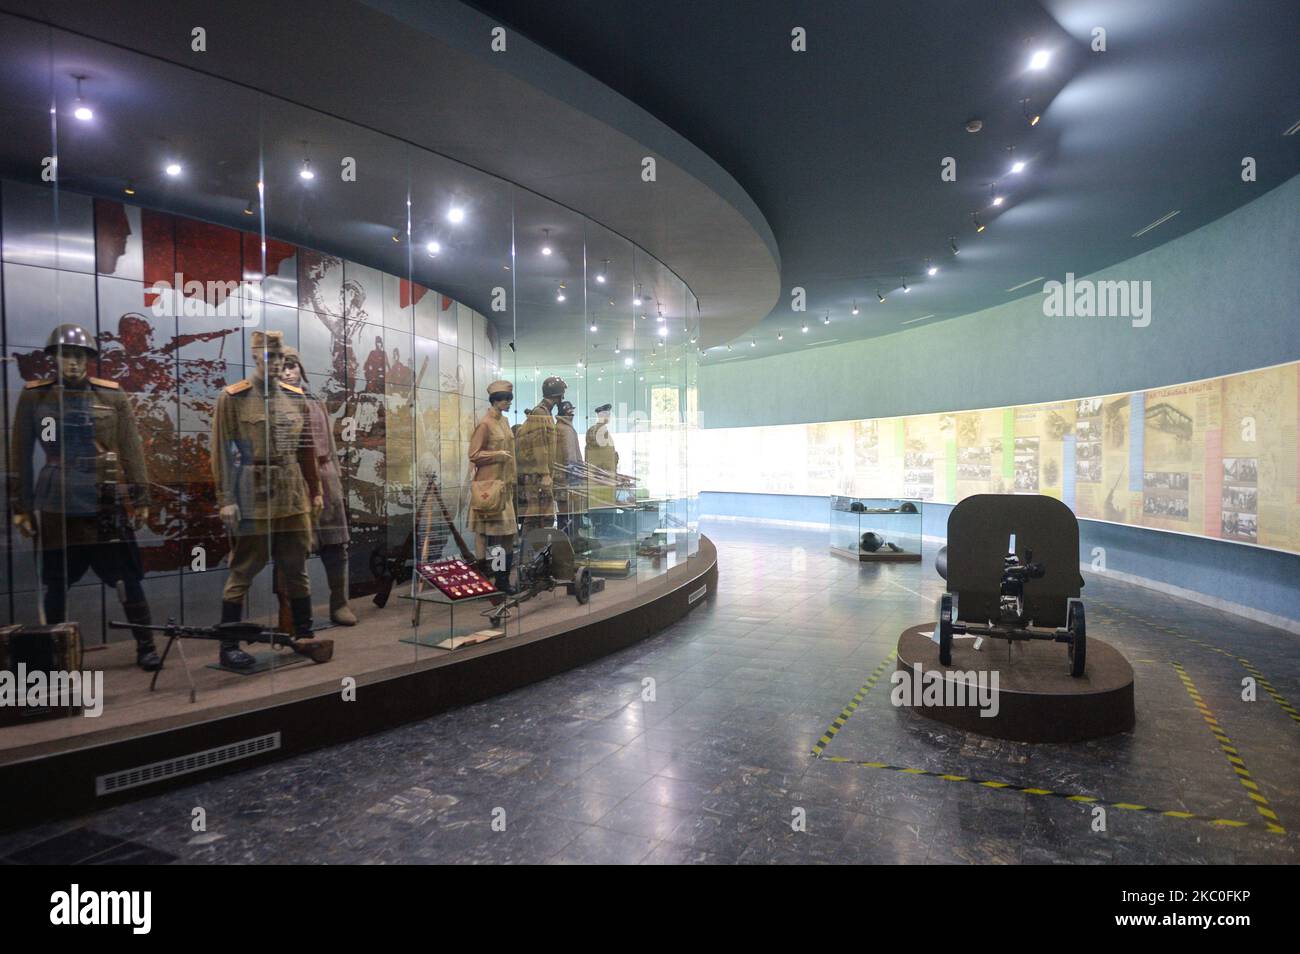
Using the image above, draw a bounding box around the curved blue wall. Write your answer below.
[698,175,1300,631]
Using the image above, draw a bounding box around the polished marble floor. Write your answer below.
[3,520,1298,864]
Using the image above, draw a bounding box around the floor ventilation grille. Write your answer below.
[95,732,281,795]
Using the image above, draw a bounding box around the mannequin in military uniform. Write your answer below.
[210,330,323,669]
[554,400,584,534]
[515,376,565,536]
[281,347,354,625]
[9,324,161,670]
[468,380,517,592]
[585,403,619,510]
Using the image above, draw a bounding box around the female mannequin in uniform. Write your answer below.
[468,380,517,592]
[282,347,355,625]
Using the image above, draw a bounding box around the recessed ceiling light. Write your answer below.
[165,162,182,177]
[426,240,441,256]
[1028,50,1050,70]
[1010,161,1026,174]
[447,206,465,224]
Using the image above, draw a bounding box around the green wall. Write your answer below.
[700,173,1300,429]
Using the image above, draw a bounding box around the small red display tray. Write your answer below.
[416,559,497,600]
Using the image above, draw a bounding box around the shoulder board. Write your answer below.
[24,379,54,390]
[224,380,253,395]
[278,381,305,395]
[89,377,121,390]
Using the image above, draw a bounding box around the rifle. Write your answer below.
[371,473,476,608]
[109,618,334,701]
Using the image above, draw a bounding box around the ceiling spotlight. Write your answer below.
[1021,98,1041,127]
[1010,161,1026,174]
[164,161,182,177]
[447,205,465,224]
[926,260,938,277]
[71,75,92,121]
[992,194,1004,207]
[750,337,756,347]
[633,284,643,306]
[624,356,633,367]
[877,290,886,303]
[949,236,959,255]
[123,183,136,196]
[541,228,552,256]
[299,159,314,181]
[243,200,255,216]
[590,323,598,333]
[725,343,732,352]
[391,233,402,243]
[823,313,831,325]
[1028,50,1051,71]
[801,322,808,333]
[426,240,441,256]
[851,300,859,315]
[659,325,669,338]
[971,212,986,233]
[556,284,566,303]
[902,282,910,293]
[596,259,608,284]
[778,330,784,341]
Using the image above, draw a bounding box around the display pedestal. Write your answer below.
[830,545,921,563]
[894,623,1135,742]
[206,650,312,676]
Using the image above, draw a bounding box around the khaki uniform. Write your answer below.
[467,411,517,536]
[515,403,558,523]
[585,420,619,509]
[10,376,151,620]
[211,375,321,601]
[555,417,587,516]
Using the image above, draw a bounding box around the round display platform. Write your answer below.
[895,623,1135,742]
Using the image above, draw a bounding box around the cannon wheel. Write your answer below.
[573,567,592,605]
[938,593,954,666]
[1067,600,1087,677]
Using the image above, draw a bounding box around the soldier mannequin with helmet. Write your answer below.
[515,376,566,538]
[8,324,161,670]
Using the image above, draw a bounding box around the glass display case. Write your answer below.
[0,11,704,753]
[829,496,923,562]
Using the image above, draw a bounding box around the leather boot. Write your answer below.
[218,599,255,670]
[123,600,162,671]
[325,559,356,626]
[495,550,517,595]
[291,595,316,640]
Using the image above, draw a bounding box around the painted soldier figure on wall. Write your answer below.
[210,330,323,669]
[9,324,161,670]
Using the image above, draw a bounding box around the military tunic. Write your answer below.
[467,410,517,536]
[9,375,152,621]
[585,421,619,509]
[515,403,558,521]
[554,417,587,516]
[210,375,321,602]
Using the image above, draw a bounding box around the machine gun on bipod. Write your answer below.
[108,619,335,702]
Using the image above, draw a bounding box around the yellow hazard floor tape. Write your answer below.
[1095,600,1300,727]
[810,649,896,757]
[809,648,1271,833]
[1173,661,1286,834]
